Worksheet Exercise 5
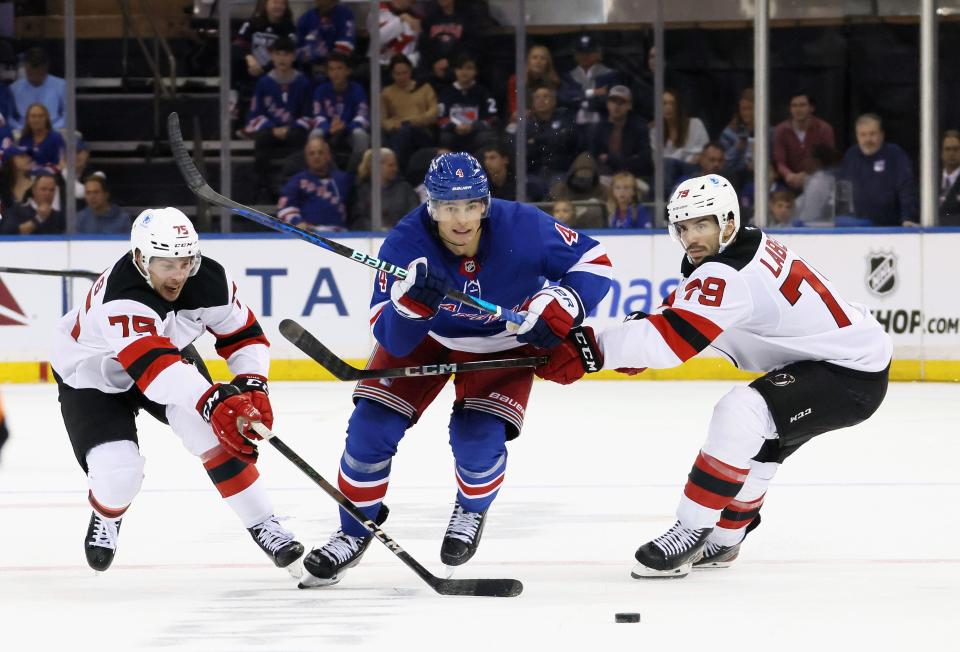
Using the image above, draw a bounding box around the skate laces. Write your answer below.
[251,516,296,553]
[702,539,727,557]
[445,504,482,544]
[652,521,706,556]
[88,514,119,550]
[319,530,365,564]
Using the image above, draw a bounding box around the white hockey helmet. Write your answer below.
[666,174,740,254]
[130,207,201,284]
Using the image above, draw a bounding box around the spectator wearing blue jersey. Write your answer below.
[17,103,65,170]
[9,48,65,130]
[76,175,131,234]
[245,37,313,201]
[607,171,651,229]
[837,113,918,227]
[298,152,613,589]
[436,53,497,153]
[310,52,370,169]
[296,0,356,78]
[277,135,351,231]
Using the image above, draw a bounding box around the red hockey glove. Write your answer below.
[390,258,448,319]
[232,374,273,429]
[536,326,603,385]
[508,286,583,349]
[197,383,262,463]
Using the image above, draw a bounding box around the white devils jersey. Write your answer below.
[52,254,270,409]
[599,227,892,374]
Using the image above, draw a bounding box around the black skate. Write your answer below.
[85,511,121,572]
[631,520,713,579]
[440,502,487,567]
[694,514,762,569]
[299,504,390,589]
[248,516,305,576]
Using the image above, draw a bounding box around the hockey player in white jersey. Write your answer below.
[537,174,892,578]
[51,208,303,573]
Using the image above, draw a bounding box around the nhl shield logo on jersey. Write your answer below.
[865,251,897,296]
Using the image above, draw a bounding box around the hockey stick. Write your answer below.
[279,318,546,381]
[249,422,523,598]
[166,112,524,326]
[0,266,99,280]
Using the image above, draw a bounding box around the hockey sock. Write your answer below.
[450,410,508,513]
[86,440,145,517]
[203,449,272,527]
[337,451,391,537]
[677,450,749,530]
[710,460,778,545]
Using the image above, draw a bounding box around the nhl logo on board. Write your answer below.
[766,373,795,387]
[865,251,897,296]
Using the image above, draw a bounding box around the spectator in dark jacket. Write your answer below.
[76,175,131,234]
[0,171,64,234]
[938,129,960,226]
[838,113,918,227]
[558,34,619,126]
[584,85,652,178]
[437,52,497,152]
[523,84,576,190]
[548,152,608,204]
[351,147,419,230]
[417,0,482,88]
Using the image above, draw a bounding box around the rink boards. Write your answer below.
[0,228,957,382]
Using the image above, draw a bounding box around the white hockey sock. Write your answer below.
[223,477,274,529]
[86,440,145,516]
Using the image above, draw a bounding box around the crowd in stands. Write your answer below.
[2,0,959,234]
[0,45,131,235]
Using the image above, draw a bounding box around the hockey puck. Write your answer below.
[615,612,641,623]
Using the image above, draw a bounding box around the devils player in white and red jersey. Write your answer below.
[538,174,892,578]
[51,207,303,574]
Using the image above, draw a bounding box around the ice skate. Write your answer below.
[248,515,305,577]
[694,514,761,569]
[440,502,487,568]
[299,504,389,589]
[631,520,712,579]
[85,511,121,572]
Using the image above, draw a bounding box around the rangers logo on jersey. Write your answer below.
[866,251,897,296]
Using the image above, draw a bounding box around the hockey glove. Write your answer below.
[536,326,603,385]
[232,374,273,429]
[508,285,583,349]
[197,383,263,463]
[390,258,448,320]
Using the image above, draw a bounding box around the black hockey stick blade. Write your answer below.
[431,577,524,598]
[0,266,99,280]
[250,424,523,597]
[280,318,546,381]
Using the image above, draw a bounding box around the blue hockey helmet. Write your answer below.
[424,152,490,219]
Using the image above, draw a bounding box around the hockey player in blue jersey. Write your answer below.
[298,153,613,588]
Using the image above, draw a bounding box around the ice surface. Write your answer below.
[0,380,957,651]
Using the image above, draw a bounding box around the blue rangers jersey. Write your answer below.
[311,81,370,134]
[277,169,351,230]
[370,199,613,355]
[245,70,313,133]
[296,5,356,65]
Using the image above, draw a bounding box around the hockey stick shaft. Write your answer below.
[249,423,522,597]
[166,112,523,325]
[0,266,99,280]
[279,318,545,381]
